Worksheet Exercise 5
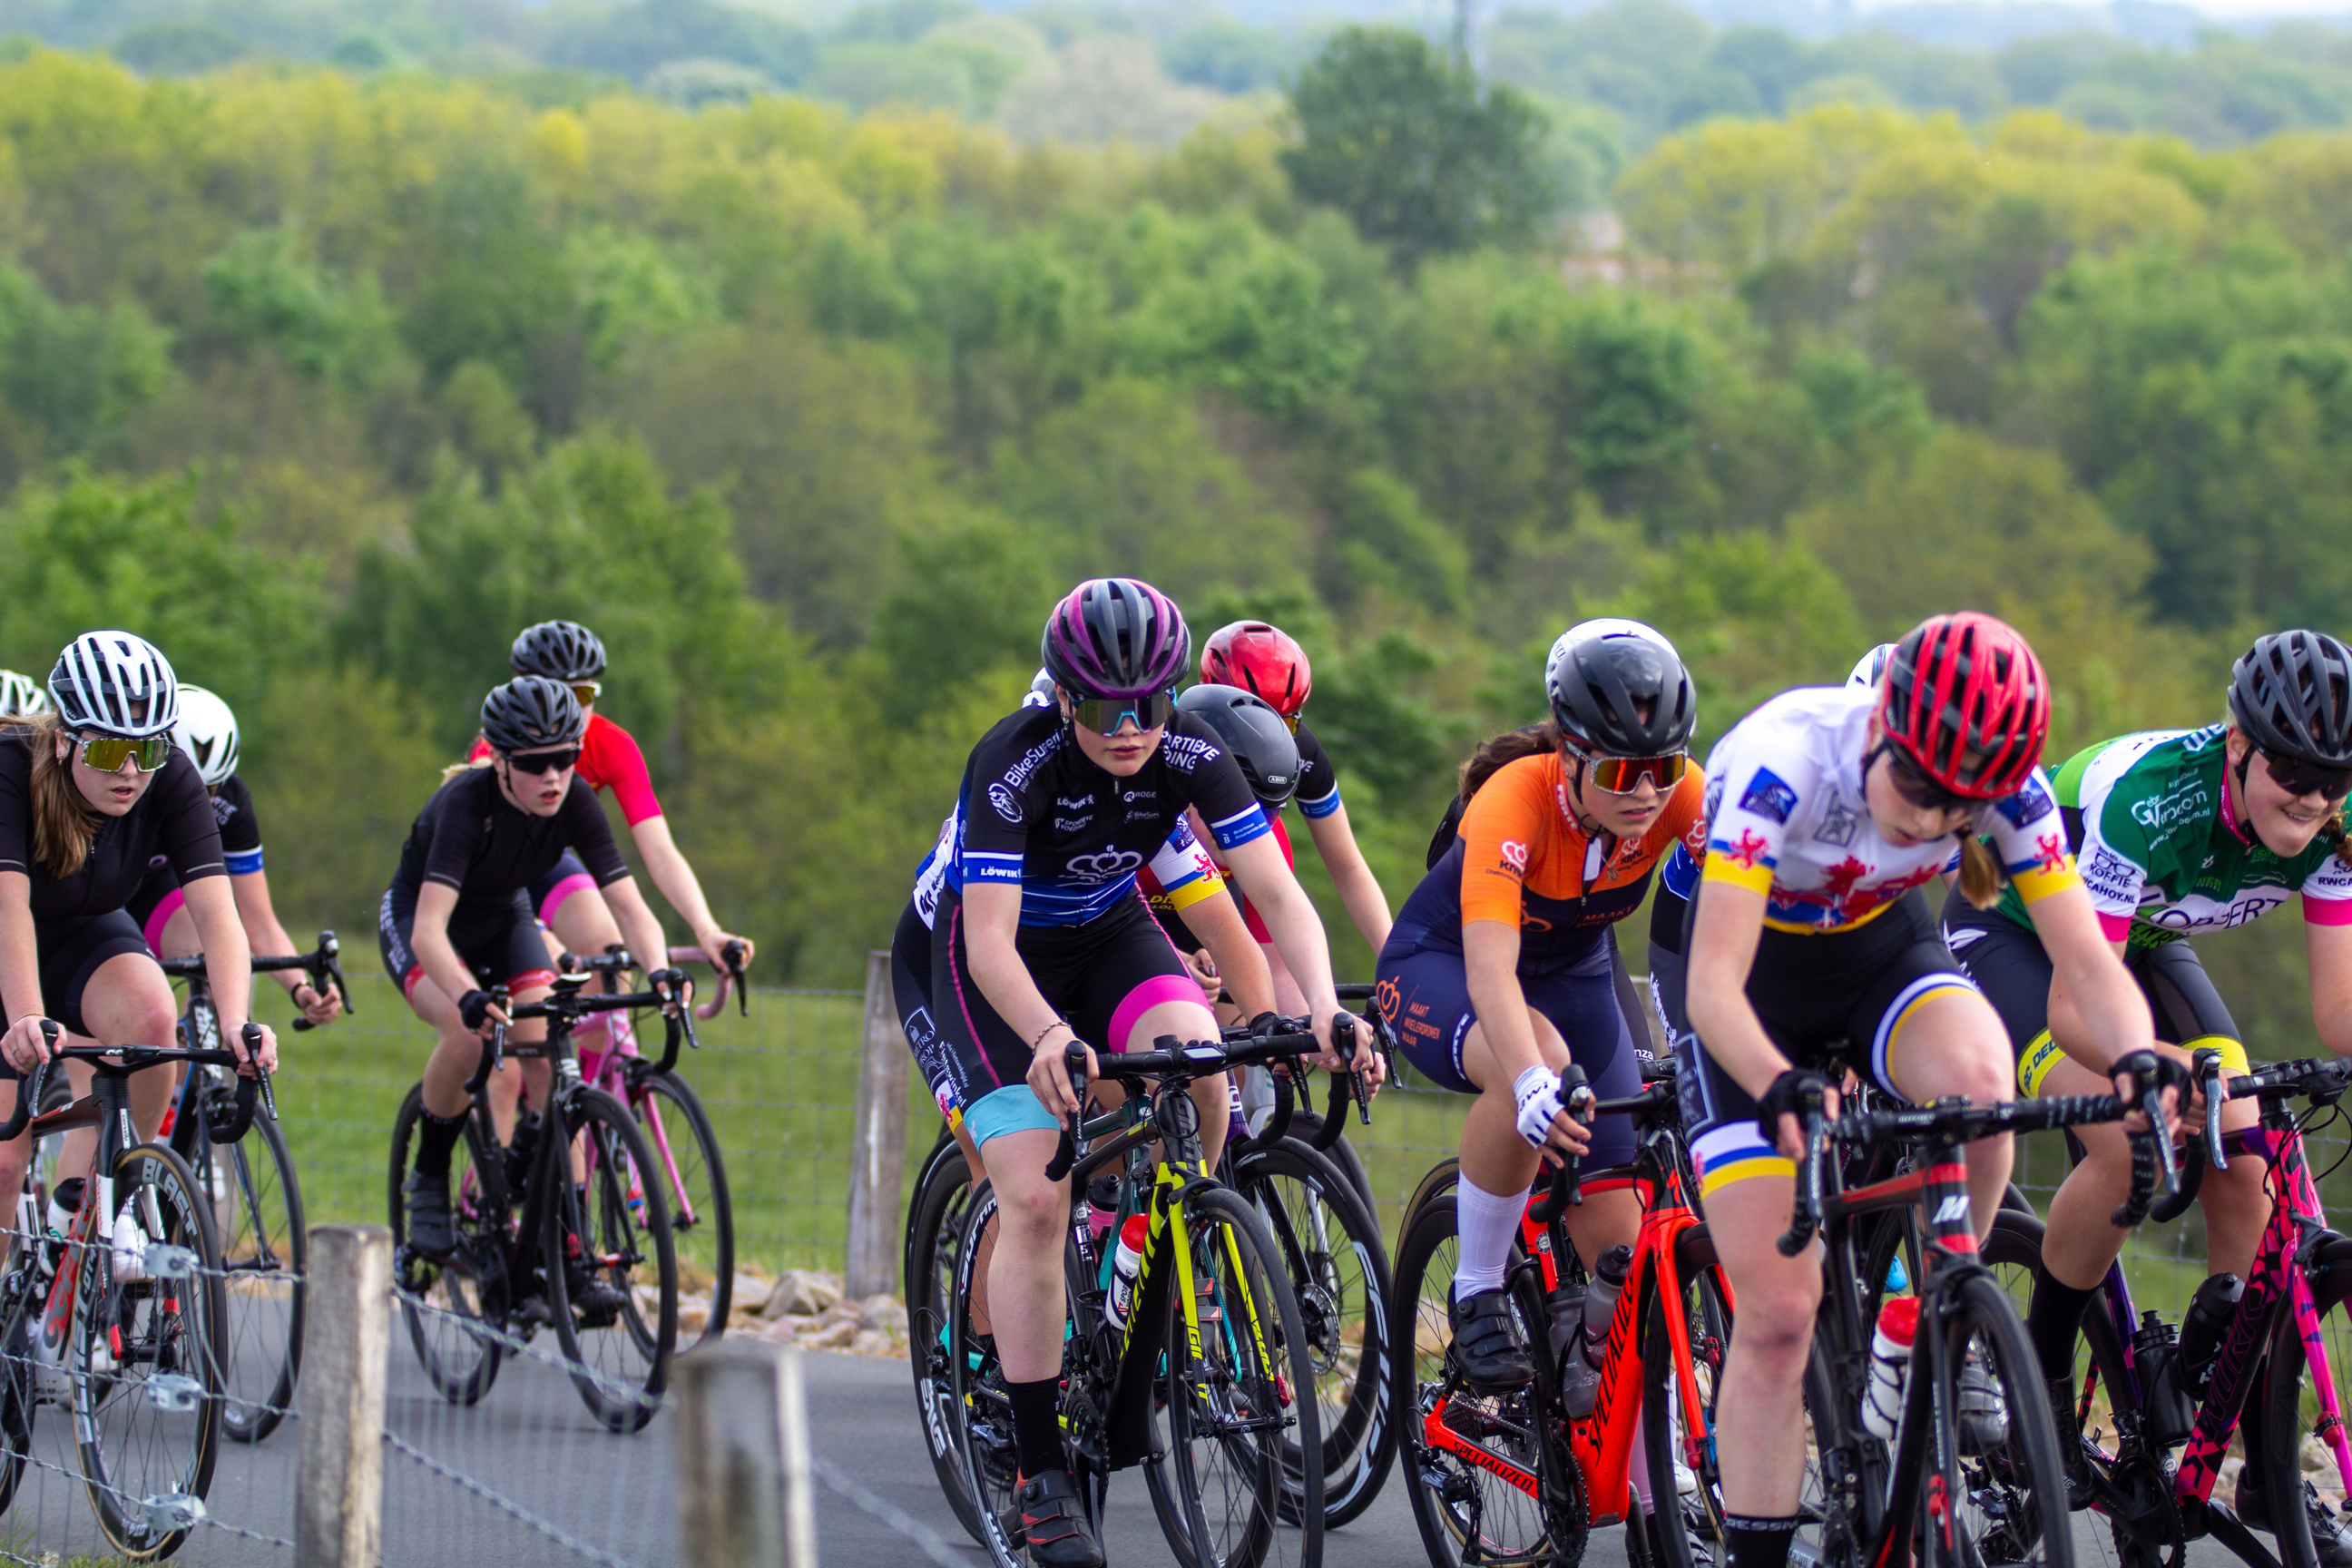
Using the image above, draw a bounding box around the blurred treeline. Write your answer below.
[0,43,2339,1053]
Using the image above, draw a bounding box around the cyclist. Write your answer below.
[0,632,277,1235]
[895,577,1372,1567]
[0,672,44,720]
[473,622,753,1069]
[1681,612,2167,1568]
[387,677,681,1302]
[126,685,339,1026]
[1944,628,2352,1554]
[1377,619,1703,1388]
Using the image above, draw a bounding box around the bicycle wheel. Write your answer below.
[906,1132,990,1545]
[1155,1182,1324,1568]
[191,1077,305,1444]
[74,1139,225,1562]
[948,1180,1025,1568]
[546,1085,678,1432]
[1230,1132,1396,1531]
[2258,1233,2352,1568]
[628,1069,732,1349]
[387,1084,504,1405]
[1926,1272,2075,1568]
[1393,1181,1578,1567]
[1280,1109,1380,1220]
[1642,1226,1734,1568]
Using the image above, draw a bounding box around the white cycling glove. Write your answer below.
[1514,1065,1565,1151]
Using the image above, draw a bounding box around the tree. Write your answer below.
[1281,26,1563,273]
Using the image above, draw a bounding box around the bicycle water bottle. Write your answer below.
[2177,1272,2243,1398]
[1862,1296,1919,1440]
[1549,1283,1597,1416]
[1104,1215,1148,1330]
[1581,1246,1633,1373]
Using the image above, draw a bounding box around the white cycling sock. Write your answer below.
[1452,1174,1529,1301]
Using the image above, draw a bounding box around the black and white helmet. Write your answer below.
[1544,619,1695,757]
[49,632,178,739]
[480,676,586,755]
[172,685,240,787]
[1023,668,1056,710]
[2230,631,2352,768]
[510,621,607,684]
[0,671,47,719]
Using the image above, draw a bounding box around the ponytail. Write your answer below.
[2322,810,2352,870]
[1457,720,1565,803]
[3,713,100,879]
[1955,833,2004,911]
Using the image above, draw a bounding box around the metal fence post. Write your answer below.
[846,947,909,1298]
[676,1340,818,1568]
[295,1223,389,1568]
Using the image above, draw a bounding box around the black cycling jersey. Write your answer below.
[912,706,1271,929]
[1291,721,1342,822]
[128,773,264,932]
[0,734,224,920]
[389,765,630,915]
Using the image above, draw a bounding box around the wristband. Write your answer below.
[1031,1018,1070,1052]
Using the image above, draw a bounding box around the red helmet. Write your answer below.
[1200,622,1312,720]
[1880,612,2051,800]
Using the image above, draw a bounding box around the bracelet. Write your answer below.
[1031,1019,1070,1051]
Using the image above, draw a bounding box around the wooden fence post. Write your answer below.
[295,1224,389,1568]
[846,948,909,1299]
[676,1340,818,1568]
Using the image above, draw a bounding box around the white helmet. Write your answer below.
[172,685,240,786]
[48,632,178,738]
[1847,643,1898,691]
[0,671,47,718]
[1023,667,1056,709]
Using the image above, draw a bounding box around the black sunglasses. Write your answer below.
[504,746,581,776]
[2262,750,2352,803]
[1881,740,1971,814]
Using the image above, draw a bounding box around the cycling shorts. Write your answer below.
[0,909,156,1073]
[1943,902,2248,1096]
[1373,936,1640,1170]
[1677,888,1976,1200]
[893,890,1201,1147]
[378,882,558,1008]
[530,850,599,928]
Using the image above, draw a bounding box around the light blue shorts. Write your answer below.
[964,1083,1063,1146]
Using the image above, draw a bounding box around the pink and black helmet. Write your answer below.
[1039,579,1191,701]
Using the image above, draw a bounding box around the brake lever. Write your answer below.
[2192,1049,2229,1171]
[1777,1094,1830,1257]
[1334,1013,1372,1126]
[1043,1040,1090,1183]
[723,939,750,1017]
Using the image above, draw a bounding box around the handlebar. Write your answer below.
[2147,1047,2232,1224]
[1043,1028,1324,1182]
[661,941,751,1018]
[503,971,703,1075]
[1529,1065,1598,1222]
[0,1020,274,1142]
[161,930,351,1033]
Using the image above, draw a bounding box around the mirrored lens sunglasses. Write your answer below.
[1071,692,1174,737]
[76,732,173,773]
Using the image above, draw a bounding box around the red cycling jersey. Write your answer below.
[465,712,664,827]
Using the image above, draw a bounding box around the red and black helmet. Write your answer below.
[1879,612,2051,801]
[1200,622,1311,720]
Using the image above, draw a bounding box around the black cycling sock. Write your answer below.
[2027,1270,2101,1385]
[413,1110,466,1180]
[1724,1513,1800,1568]
[1007,1376,1064,1481]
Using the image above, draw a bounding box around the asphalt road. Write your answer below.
[0,1344,2262,1567]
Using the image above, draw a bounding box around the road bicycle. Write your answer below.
[1777,1079,2163,1568]
[550,941,742,1349]
[151,929,350,1445]
[1983,1048,2352,1568]
[1392,1060,1721,1568]
[387,969,686,1433]
[0,1023,270,1561]
[948,1022,1376,1568]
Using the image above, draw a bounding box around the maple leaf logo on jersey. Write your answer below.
[1723,829,1770,870]
[1821,857,1869,898]
[2034,833,2068,875]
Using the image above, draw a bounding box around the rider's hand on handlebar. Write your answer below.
[232,1021,279,1075]
[290,980,341,1028]
[1514,1065,1592,1158]
[648,967,694,1013]
[456,987,507,1036]
[694,930,752,978]
[1182,947,1219,1004]
[1757,1068,1839,1161]
[2112,1049,2187,1142]
[1027,1029,1098,1118]
[0,1015,56,1074]
[1311,1012,1387,1090]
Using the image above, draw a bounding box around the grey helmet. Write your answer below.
[510,621,607,684]
[49,632,178,738]
[480,676,586,754]
[2230,630,2352,767]
[1177,684,1299,808]
[1544,618,1695,757]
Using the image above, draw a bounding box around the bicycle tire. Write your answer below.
[1156,1182,1325,1568]
[1642,1225,1733,1568]
[75,1139,226,1562]
[387,1083,504,1405]
[1927,1271,2075,1568]
[1230,1132,1396,1531]
[628,1069,732,1350]
[2257,1233,2352,1568]
[948,1179,1025,1568]
[905,1132,989,1546]
[546,1084,678,1433]
[1279,1109,1380,1220]
[191,1080,306,1444]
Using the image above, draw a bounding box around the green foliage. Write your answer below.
[0,265,173,462]
[201,225,395,387]
[1283,26,1564,272]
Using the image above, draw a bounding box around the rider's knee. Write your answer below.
[1730,1269,1822,1355]
[994,1171,1070,1243]
[1943,1046,2015,1109]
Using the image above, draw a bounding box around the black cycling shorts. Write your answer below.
[1677,887,1980,1200]
[378,882,557,1007]
[0,910,157,1075]
[896,889,1201,1145]
[1943,901,2245,1094]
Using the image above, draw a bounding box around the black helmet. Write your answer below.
[1178,684,1299,808]
[510,621,607,684]
[2230,630,2352,767]
[481,676,586,754]
[1544,619,1696,757]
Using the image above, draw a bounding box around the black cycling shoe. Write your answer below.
[563,1238,629,1328]
[1449,1287,1534,1392]
[2238,1472,2352,1567]
[1014,1469,1104,1568]
[404,1171,455,1257]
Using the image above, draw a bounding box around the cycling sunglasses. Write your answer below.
[1577,750,1689,795]
[75,732,173,774]
[568,681,601,707]
[1881,740,1971,814]
[1070,692,1175,737]
[2262,750,2352,802]
[504,746,582,776]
